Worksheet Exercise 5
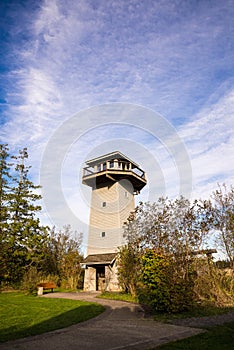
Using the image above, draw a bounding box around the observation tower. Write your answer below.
[82,151,146,291]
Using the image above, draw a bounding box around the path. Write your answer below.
[0,292,204,350]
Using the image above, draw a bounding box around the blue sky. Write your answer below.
[0,0,234,246]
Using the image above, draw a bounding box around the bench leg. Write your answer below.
[38,287,44,296]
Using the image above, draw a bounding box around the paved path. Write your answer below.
[0,292,204,350]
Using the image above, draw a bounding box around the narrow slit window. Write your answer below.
[101,232,106,237]
[102,201,106,207]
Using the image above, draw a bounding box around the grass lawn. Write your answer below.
[153,304,234,322]
[98,291,138,303]
[0,292,104,342]
[154,321,234,350]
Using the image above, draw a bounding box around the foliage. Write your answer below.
[119,197,211,312]
[0,145,49,286]
[123,197,212,279]
[193,258,234,305]
[211,184,234,267]
[21,266,42,294]
[0,292,104,342]
[215,260,232,268]
[0,144,84,291]
[139,250,194,313]
[117,244,140,295]
[0,144,13,286]
[41,225,84,289]
[0,144,11,229]
[119,189,234,313]
[139,251,171,312]
[124,197,211,255]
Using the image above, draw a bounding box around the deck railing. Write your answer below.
[83,160,145,180]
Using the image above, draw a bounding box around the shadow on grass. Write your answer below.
[0,303,104,343]
[156,321,234,350]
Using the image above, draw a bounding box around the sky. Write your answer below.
[0,0,233,252]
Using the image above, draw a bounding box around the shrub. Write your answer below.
[117,245,140,296]
[139,250,194,313]
[21,267,41,294]
[194,259,234,306]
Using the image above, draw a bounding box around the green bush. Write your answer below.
[21,267,41,294]
[21,269,61,294]
[169,279,194,312]
[139,250,194,313]
[193,260,234,306]
[117,245,140,296]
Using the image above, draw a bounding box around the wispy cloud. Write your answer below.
[3,0,233,129]
[0,0,233,232]
[178,88,234,198]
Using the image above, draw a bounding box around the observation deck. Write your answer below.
[82,151,146,193]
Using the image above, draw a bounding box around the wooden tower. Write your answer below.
[82,151,146,291]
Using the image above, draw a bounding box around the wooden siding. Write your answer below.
[87,180,135,255]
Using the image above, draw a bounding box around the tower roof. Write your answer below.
[83,253,117,265]
[85,151,139,168]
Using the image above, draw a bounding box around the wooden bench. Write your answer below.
[37,282,57,295]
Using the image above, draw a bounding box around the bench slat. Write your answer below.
[37,282,57,289]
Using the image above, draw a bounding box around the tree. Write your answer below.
[2,147,49,285]
[123,197,210,269]
[118,244,140,295]
[0,144,84,290]
[0,144,12,284]
[211,184,234,267]
[0,144,12,227]
[43,225,83,289]
[119,196,212,311]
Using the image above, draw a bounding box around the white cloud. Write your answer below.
[10,0,232,120]
[0,0,233,239]
[179,89,234,198]
[56,87,234,234]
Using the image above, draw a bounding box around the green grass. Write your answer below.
[153,304,234,323]
[98,291,138,303]
[0,292,104,342]
[154,321,234,350]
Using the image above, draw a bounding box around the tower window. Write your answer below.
[125,191,128,198]
[101,232,106,237]
[102,201,106,207]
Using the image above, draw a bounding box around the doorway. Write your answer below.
[96,265,105,291]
